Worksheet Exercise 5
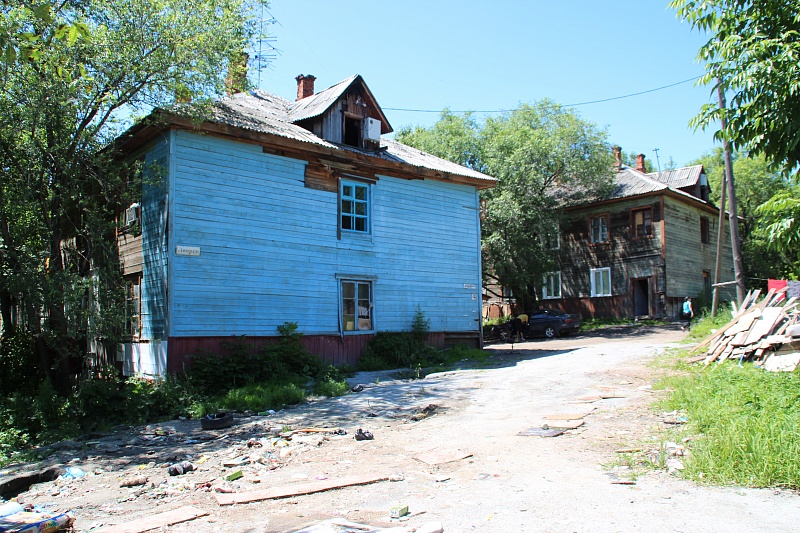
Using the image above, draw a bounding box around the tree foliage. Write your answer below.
[690,149,796,281]
[398,102,614,309]
[755,189,800,279]
[0,0,267,393]
[671,0,800,175]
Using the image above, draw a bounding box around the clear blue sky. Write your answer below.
[253,1,716,168]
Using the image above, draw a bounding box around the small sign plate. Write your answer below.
[463,283,477,290]
[176,245,201,257]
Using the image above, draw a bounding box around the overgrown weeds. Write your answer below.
[656,359,800,488]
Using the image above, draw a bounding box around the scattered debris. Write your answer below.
[410,404,439,421]
[200,412,234,430]
[412,450,472,466]
[214,474,391,505]
[93,505,208,533]
[517,427,564,438]
[224,470,243,482]
[390,505,409,518]
[289,517,439,533]
[542,419,584,430]
[0,509,74,532]
[167,461,195,476]
[354,429,374,441]
[119,476,149,488]
[691,288,799,370]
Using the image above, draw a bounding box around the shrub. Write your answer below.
[0,329,42,396]
[314,378,350,397]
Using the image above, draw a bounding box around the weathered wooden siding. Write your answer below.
[559,197,664,318]
[117,232,142,275]
[164,131,482,365]
[141,139,170,340]
[663,196,736,308]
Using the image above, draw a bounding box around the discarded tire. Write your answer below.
[200,412,234,430]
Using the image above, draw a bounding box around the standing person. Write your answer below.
[680,297,694,331]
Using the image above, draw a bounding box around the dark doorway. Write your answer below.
[632,278,650,317]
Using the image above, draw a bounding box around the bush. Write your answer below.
[0,329,43,396]
[314,378,350,397]
[187,324,330,396]
[358,308,442,370]
[209,382,306,414]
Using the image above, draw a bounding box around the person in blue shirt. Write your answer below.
[680,297,694,331]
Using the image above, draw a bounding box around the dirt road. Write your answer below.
[9,325,800,532]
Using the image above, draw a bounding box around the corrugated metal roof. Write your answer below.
[190,84,494,184]
[647,165,704,189]
[288,75,358,123]
[613,167,668,198]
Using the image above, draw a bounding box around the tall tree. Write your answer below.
[690,149,793,282]
[398,102,614,310]
[671,0,800,176]
[0,0,267,392]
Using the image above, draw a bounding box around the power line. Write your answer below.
[382,75,703,114]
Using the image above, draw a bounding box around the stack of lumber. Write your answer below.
[690,288,800,370]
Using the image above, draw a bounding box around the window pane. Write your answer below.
[355,218,366,232]
[355,201,366,216]
[342,200,354,214]
[342,282,355,299]
[355,185,367,200]
[342,215,353,230]
[343,185,353,197]
[358,283,370,299]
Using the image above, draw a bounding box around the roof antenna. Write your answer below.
[653,147,662,172]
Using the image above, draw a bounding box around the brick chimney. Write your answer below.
[295,74,316,101]
[612,146,622,171]
[636,153,646,173]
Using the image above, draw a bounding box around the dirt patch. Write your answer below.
[5,325,800,532]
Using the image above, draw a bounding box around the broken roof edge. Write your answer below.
[115,109,495,189]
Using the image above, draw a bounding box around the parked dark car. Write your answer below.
[524,308,581,338]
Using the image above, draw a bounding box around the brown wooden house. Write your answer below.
[545,150,736,320]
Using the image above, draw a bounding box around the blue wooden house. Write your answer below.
[114,74,495,376]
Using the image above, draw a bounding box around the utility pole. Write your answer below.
[716,81,746,305]
[653,148,662,172]
[711,157,727,317]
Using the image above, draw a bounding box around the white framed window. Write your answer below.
[542,271,562,299]
[590,215,608,243]
[341,279,373,332]
[590,267,612,297]
[340,181,370,233]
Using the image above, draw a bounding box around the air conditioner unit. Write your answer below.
[363,117,381,142]
[125,203,140,226]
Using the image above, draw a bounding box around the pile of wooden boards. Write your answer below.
[690,288,800,371]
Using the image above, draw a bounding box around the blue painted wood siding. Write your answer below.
[141,139,169,340]
[165,131,482,337]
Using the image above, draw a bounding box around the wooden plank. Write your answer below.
[413,450,473,466]
[743,307,785,345]
[215,474,390,506]
[725,308,761,336]
[94,506,208,533]
[544,419,584,430]
[543,412,592,421]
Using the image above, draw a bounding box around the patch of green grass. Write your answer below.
[313,378,350,397]
[200,382,306,415]
[657,363,800,488]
